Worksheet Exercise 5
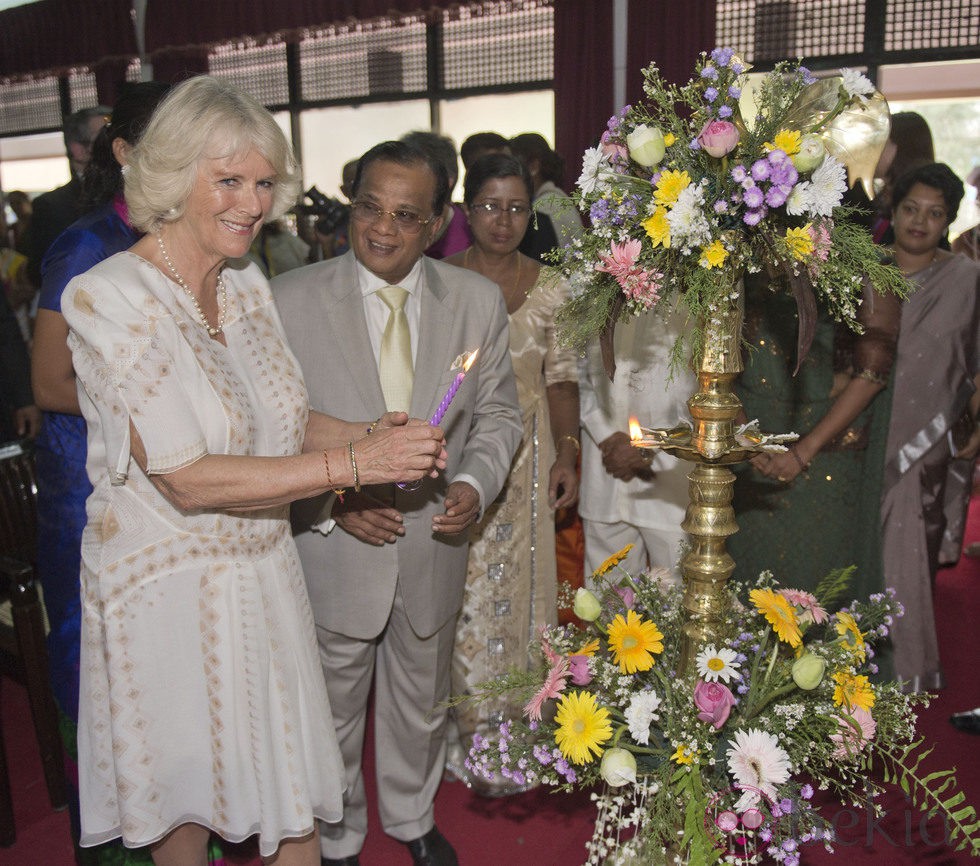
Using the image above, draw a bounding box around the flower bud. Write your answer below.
[792,653,827,690]
[569,654,593,686]
[626,124,667,168]
[573,588,602,622]
[791,134,826,172]
[599,747,637,787]
[697,120,740,158]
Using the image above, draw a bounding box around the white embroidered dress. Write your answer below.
[63,252,344,856]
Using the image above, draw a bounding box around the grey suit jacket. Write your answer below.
[273,251,521,640]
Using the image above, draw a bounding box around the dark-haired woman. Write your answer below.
[444,154,579,794]
[880,162,980,692]
[28,82,190,865]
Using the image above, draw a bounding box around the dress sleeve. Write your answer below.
[63,265,209,483]
[540,275,579,387]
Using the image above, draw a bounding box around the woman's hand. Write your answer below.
[750,447,806,483]
[354,423,447,486]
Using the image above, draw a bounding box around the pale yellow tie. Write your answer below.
[377,285,413,412]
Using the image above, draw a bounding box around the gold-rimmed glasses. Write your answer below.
[350,200,434,233]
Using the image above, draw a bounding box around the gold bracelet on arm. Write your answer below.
[558,434,581,454]
[348,441,360,492]
[324,449,346,502]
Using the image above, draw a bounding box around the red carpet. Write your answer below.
[3,502,980,865]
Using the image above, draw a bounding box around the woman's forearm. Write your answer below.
[32,309,81,414]
[547,380,581,465]
[794,376,885,464]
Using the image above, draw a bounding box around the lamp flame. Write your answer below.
[629,417,642,443]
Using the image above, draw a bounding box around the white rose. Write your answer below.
[573,588,602,622]
[791,134,826,173]
[600,747,638,787]
[626,125,666,168]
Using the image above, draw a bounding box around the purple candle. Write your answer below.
[429,350,478,426]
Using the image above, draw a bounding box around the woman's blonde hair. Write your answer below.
[125,76,301,232]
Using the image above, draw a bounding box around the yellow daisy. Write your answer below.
[653,169,691,208]
[765,128,802,156]
[671,743,697,765]
[699,239,728,269]
[576,638,600,657]
[592,544,634,578]
[607,609,664,673]
[784,225,815,261]
[663,132,677,146]
[835,611,867,661]
[832,670,876,711]
[554,690,612,764]
[750,588,802,648]
[642,207,671,248]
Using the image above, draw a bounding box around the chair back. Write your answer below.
[0,441,37,563]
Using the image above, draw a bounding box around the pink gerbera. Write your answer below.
[523,657,570,722]
[538,627,563,666]
[596,239,643,279]
[779,588,828,626]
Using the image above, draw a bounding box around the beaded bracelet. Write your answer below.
[788,445,809,473]
[348,441,360,492]
[367,417,382,435]
[324,449,346,502]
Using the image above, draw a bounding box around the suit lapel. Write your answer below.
[322,252,386,414]
[412,258,458,420]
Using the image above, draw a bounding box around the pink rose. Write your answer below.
[568,654,592,686]
[698,120,740,158]
[694,679,736,729]
[600,130,629,163]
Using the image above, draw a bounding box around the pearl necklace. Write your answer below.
[155,233,227,337]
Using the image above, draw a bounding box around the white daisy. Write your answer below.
[840,68,875,103]
[577,146,613,195]
[696,644,741,683]
[624,690,662,745]
[785,181,810,216]
[726,728,792,811]
[804,155,847,217]
[666,182,711,248]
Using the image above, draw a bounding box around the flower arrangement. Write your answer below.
[553,48,908,366]
[462,548,980,864]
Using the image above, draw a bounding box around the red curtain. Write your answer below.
[553,0,616,193]
[625,0,717,102]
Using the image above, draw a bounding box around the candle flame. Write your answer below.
[463,349,479,372]
[629,417,643,443]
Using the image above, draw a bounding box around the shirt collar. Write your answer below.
[356,257,424,297]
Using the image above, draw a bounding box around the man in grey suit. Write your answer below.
[273,141,521,866]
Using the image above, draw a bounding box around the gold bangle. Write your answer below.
[348,441,360,492]
[788,445,809,472]
[558,434,581,454]
[324,449,346,501]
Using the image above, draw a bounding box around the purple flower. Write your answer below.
[769,162,799,186]
[801,784,814,799]
[728,85,742,98]
[800,66,816,85]
[590,198,610,225]
[765,186,788,207]
[730,165,748,183]
[714,200,729,213]
[711,47,735,66]
[743,208,765,227]
[701,65,719,80]
[705,86,719,103]
[718,105,733,119]
[689,138,702,150]
[767,148,789,165]
[731,62,745,74]
[743,186,764,208]
[751,159,771,181]
[780,798,794,814]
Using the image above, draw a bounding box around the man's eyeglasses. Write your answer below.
[471,202,531,219]
[350,200,433,233]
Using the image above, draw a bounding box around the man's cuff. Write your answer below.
[311,492,338,536]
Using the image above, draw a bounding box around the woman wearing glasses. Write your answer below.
[444,153,580,795]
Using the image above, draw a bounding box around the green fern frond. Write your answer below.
[875,738,980,855]
[813,565,855,609]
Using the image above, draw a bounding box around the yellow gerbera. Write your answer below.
[671,743,697,765]
[576,638,600,657]
[699,239,728,269]
[607,609,664,673]
[653,169,691,208]
[785,225,815,261]
[642,207,671,248]
[832,670,876,711]
[663,132,677,146]
[750,588,802,647]
[835,611,867,661]
[765,128,802,156]
[553,690,612,764]
[592,544,634,578]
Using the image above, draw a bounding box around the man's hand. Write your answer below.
[333,491,405,545]
[432,480,480,535]
[599,431,654,482]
